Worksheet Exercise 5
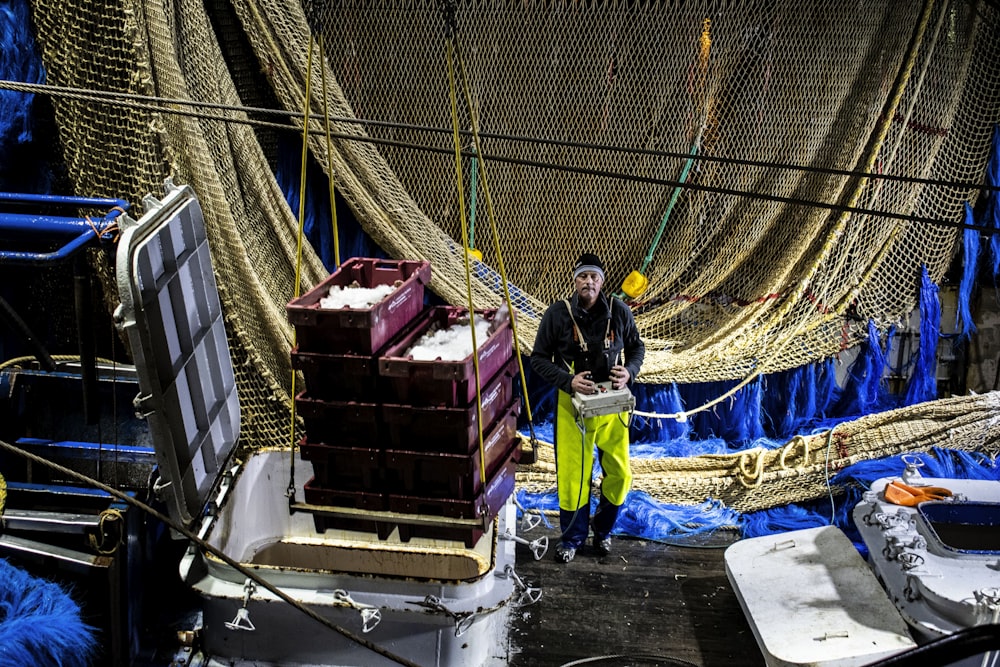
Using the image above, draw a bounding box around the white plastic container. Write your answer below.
[180,447,515,666]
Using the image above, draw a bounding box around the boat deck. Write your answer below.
[504,523,766,667]
[130,520,767,666]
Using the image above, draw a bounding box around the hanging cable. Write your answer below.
[0,79,992,235]
[0,78,992,195]
[287,35,316,501]
[452,37,540,462]
[318,33,341,268]
[0,436,420,667]
[443,9,487,487]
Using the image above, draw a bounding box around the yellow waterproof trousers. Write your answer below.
[555,388,632,546]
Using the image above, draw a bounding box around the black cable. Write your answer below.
[0,79,998,238]
[0,78,994,195]
[863,624,1000,667]
[560,654,700,667]
[0,436,421,667]
[0,293,56,372]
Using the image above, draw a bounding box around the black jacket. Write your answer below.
[531,292,645,395]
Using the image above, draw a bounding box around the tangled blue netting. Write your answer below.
[517,435,1000,557]
[0,558,96,667]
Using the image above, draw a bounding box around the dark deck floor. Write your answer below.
[504,523,767,667]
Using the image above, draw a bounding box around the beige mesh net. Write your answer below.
[303,0,1000,392]
[20,0,1000,510]
[520,391,1000,512]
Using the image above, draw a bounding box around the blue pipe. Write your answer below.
[0,192,127,209]
[0,193,128,265]
[0,213,106,233]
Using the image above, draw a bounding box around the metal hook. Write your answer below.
[224,578,257,631]
[334,589,382,633]
[502,564,542,607]
[520,511,542,532]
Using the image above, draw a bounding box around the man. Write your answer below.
[530,253,645,562]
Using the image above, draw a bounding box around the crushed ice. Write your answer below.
[319,282,396,309]
[406,315,492,361]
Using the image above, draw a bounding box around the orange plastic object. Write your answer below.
[883,480,953,507]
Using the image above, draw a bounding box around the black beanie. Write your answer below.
[573,253,605,280]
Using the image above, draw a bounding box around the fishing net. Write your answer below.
[19,0,1000,508]
[519,391,1000,512]
[300,0,1000,390]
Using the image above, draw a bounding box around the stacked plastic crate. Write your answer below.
[378,305,521,545]
[287,257,430,539]
[286,257,520,547]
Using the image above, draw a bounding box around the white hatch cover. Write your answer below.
[725,525,916,667]
[114,180,239,528]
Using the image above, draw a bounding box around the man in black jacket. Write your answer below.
[530,253,645,562]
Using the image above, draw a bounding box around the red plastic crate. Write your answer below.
[291,346,382,402]
[384,414,522,499]
[299,439,384,491]
[295,392,380,447]
[286,257,431,354]
[389,453,519,548]
[379,364,521,454]
[302,478,393,538]
[378,306,514,407]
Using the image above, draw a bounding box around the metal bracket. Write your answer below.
[500,564,542,607]
[900,455,925,485]
[500,528,548,560]
[333,589,382,633]
[865,509,912,531]
[882,534,927,565]
[975,587,1000,624]
[408,595,477,637]
[224,578,257,631]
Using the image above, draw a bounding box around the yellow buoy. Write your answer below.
[467,247,483,261]
[621,270,649,298]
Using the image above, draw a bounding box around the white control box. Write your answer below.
[572,381,635,419]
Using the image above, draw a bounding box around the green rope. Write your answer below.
[469,149,479,251]
[639,127,702,276]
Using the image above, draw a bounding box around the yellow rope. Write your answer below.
[0,355,120,372]
[736,447,767,489]
[453,42,534,426]
[446,36,486,486]
[87,508,125,555]
[778,435,811,470]
[0,470,6,515]
[288,35,316,485]
[318,33,341,268]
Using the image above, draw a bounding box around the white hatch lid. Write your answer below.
[114,179,240,528]
[725,525,917,667]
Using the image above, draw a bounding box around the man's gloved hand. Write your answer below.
[609,365,630,390]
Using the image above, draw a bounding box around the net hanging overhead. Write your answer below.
[21,0,1000,454]
[303,0,998,386]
